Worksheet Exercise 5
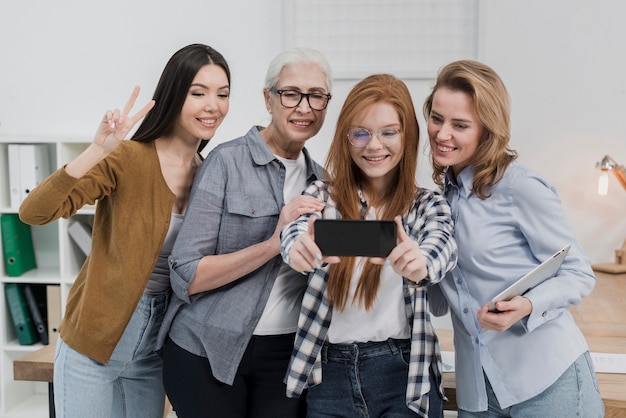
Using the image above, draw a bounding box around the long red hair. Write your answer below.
[325,74,420,310]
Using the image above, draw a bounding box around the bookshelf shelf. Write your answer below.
[0,136,90,417]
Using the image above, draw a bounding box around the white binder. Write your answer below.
[17,144,51,202]
[7,144,21,208]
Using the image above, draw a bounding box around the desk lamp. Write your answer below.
[593,155,626,274]
[596,155,626,195]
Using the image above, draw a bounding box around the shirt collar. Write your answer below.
[444,165,474,197]
[248,125,275,165]
[247,125,325,182]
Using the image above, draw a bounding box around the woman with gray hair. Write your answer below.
[157,47,333,418]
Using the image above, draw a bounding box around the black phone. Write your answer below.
[314,219,397,257]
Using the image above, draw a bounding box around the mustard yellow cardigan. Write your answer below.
[20,140,174,363]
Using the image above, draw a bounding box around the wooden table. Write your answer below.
[13,343,173,418]
[439,271,626,416]
[570,270,626,417]
[13,273,626,417]
[13,343,56,417]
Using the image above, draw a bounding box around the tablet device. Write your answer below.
[488,244,571,311]
[314,219,396,257]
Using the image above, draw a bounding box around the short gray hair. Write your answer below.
[264,47,333,92]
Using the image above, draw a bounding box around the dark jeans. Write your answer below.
[162,334,306,418]
[307,338,443,418]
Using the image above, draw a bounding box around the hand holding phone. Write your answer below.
[368,216,429,285]
[314,219,397,257]
[285,217,342,273]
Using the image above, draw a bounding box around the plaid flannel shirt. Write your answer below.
[280,180,457,417]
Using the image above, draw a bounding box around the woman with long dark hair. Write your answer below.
[20,43,231,417]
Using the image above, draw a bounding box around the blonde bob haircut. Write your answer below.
[423,60,518,199]
[325,73,420,310]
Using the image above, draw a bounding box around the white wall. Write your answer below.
[0,0,285,144]
[479,0,626,264]
[1,0,624,263]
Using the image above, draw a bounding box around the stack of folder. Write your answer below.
[4,283,39,345]
[4,283,57,346]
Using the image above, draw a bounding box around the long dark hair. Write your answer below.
[131,43,231,153]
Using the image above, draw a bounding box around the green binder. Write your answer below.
[4,283,38,345]
[1,214,37,277]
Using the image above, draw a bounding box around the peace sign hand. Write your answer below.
[370,216,428,285]
[93,86,155,154]
[63,86,155,179]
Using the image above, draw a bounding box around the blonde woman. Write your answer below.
[425,60,603,417]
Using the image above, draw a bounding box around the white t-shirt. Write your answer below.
[327,207,410,343]
[254,153,309,335]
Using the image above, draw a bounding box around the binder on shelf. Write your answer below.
[1,213,37,277]
[23,284,49,345]
[4,283,38,345]
[68,219,92,256]
[18,143,51,202]
[7,144,21,208]
[46,285,62,344]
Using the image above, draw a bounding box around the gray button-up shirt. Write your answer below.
[157,126,324,385]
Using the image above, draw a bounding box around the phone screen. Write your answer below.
[314,219,396,257]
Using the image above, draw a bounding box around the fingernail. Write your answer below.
[315,253,322,261]
[384,259,391,266]
[109,120,116,129]
[315,263,321,269]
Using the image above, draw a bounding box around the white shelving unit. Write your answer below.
[0,137,92,417]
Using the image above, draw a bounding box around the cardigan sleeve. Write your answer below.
[19,144,129,225]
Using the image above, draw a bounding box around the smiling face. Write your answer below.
[349,102,403,193]
[427,87,484,176]
[174,64,230,142]
[263,62,329,158]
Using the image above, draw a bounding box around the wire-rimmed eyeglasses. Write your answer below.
[347,128,401,147]
[270,87,331,111]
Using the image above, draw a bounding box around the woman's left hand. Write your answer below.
[370,216,428,284]
[477,296,533,332]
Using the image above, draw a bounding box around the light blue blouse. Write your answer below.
[429,162,596,412]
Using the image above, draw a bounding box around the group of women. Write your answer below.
[19,43,604,418]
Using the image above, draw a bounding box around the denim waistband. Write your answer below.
[137,291,169,310]
[322,338,411,361]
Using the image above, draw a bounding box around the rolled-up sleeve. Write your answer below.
[280,218,311,266]
[169,152,226,303]
[280,181,327,266]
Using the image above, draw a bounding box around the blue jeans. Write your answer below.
[307,338,443,418]
[458,352,604,418]
[53,293,168,418]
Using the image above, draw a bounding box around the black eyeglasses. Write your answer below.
[270,87,331,111]
[347,128,401,147]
